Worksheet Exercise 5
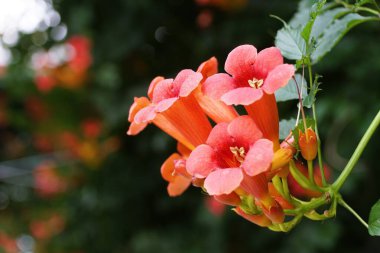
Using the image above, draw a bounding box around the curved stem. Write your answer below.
[333,110,380,191]
[281,176,290,200]
[336,0,380,16]
[356,6,380,16]
[339,198,368,229]
[308,65,327,186]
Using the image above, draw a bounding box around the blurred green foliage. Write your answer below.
[0,0,379,252]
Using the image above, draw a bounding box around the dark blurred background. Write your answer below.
[0,0,379,252]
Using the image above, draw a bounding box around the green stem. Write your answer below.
[307,160,315,185]
[285,194,329,215]
[281,176,291,200]
[336,0,380,16]
[339,198,368,229]
[272,175,284,195]
[356,6,380,16]
[333,110,380,191]
[308,65,327,186]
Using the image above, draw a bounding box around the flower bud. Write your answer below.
[298,127,317,161]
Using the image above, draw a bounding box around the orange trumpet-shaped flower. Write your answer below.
[128,70,212,150]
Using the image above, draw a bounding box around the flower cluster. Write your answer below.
[128,44,324,230]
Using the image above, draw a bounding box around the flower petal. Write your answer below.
[128,97,151,122]
[214,192,241,206]
[174,70,203,97]
[134,105,156,124]
[148,76,164,100]
[221,87,263,106]
[127,97,151,135]
[225,45,257,77]
[202,73,235,100]
[240,173,270,200]
[233,207,272,227]
[127,121,148,135]
[186,144,218,178]
[167,175,191,197]
[155,97,178,113]
[253,47,283,79]
[242,139,274,176]
[206,122,230,151]
[227,116,262,148]
[263,64,295,94]
[152,78,175,104]
[204,168,243,195]
[161,153,182,182]
[197,57,218,79]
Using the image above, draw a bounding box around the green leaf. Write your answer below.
[279,118,297,140]
[301,0,327,44]
[303,93,315,108]
[303,74,321,108]
[275,74,308,102]
[368,199,380,236]
[289,0,314,28]
[310,7,347,40]
[275,25,307,60]
[311,13,375,63]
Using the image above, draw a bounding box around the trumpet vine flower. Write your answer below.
[203,45,295,148]
[186,116,284,223]
[128,70,212,150]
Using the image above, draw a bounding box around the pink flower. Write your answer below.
[204,45,294,105]
[186,115,285,223]
[186,116,273,195]
[128,70,212,150]
[203,45,295,148]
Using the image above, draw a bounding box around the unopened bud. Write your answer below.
[299,127,317,161]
